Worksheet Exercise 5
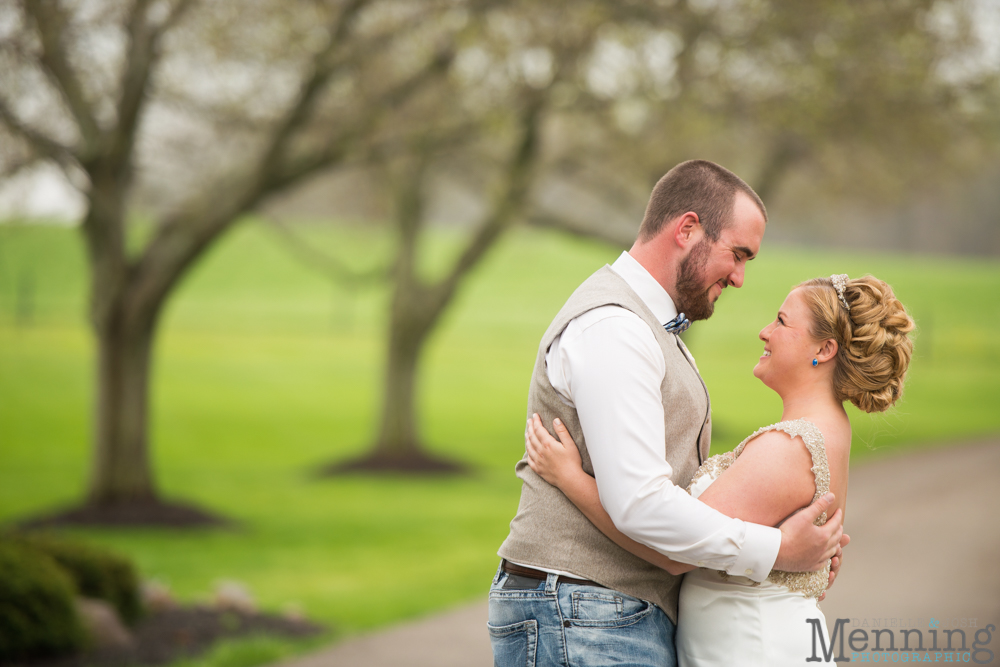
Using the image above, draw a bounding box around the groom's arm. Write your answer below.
[549,307,781,582]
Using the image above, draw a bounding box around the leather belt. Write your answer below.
[501,559,604,588]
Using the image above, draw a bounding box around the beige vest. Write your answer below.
[498,265,711,622]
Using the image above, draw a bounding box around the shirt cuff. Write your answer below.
[727,522,781,583]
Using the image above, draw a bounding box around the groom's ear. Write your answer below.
[673,212,703,249]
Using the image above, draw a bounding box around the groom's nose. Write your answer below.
[728,263,746,288]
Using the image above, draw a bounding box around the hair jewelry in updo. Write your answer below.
[798,275,915,413]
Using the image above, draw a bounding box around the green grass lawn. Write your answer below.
[1,220,998,638]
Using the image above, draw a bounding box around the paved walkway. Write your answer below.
[275,439,1000,667]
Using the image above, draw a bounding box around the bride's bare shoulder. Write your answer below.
[737,427,818,469]
[802,413,852,462]
[730,428,817,489]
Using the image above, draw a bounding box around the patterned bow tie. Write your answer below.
[664,312,690,335]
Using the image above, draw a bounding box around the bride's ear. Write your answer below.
[815,338,838,365]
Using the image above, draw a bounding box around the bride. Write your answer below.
[525,273,914,665]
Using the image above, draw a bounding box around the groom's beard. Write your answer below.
[674,238,717,322]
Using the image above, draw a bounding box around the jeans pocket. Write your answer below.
[488,619,538,667]
[568,590,654,628]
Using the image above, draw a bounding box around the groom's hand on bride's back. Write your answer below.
[817,533,850,602]
[773,493,844,572]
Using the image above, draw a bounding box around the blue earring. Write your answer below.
[812,359,819,367]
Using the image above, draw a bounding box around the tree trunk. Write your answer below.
[324,101,541,476]
[22,278,227,527]
[88,302,158,505]
[372,286,433,459]
[328,281,464,474]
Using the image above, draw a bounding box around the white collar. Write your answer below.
[610,251,678,326]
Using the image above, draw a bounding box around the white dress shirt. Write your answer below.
[539,251,781,582]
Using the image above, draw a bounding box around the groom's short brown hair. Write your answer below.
[638,160,766,242]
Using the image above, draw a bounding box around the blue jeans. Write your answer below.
[488,562,677,667]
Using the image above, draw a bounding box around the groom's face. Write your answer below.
[674,193,766,321]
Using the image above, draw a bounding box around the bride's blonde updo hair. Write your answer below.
[798,275,915,413]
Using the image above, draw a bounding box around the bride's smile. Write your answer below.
[753,287,833,393]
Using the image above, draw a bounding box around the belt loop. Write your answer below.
[545,572,559,593]
[493,560,505,585]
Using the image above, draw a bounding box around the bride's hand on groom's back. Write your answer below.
[774,493,845,573]
[525,414,583,488]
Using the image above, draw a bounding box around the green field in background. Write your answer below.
[1,221,998,636]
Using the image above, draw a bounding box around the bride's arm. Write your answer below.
[528,415,817,528]
[525,414,695,576]
[693,430,818,527]
[527,415,846,590]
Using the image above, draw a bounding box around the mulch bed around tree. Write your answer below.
[20,607,325,667]
[19,500,232,529]
[319,450,468,475]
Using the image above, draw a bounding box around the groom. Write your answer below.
[490,160,844,666]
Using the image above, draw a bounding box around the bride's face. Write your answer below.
[753,288,820,391]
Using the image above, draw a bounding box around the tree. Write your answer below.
[533,0,997,224]
[283,1,617,471]
[0,0,462,523]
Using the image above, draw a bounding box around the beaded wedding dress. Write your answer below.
[675,419,832,667]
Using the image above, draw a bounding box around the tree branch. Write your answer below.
[0,94,78,169]
[430,95,545,310]
[122,1,372,312]
[548,155,645,215]
[155,88,273,133]
[128,2,452,317]
[0,98,74,162]
[265,46,455,193]
[23,0,102,156]
[265,217,392,287]
[256,0,372,185]
[109,0,157,170]
[110,0,198,173]
[526,212,634,248]
[0,152,42,181]
[159,0,197,32]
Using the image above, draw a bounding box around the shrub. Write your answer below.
[0,542,85,660]
[6,533,143,625]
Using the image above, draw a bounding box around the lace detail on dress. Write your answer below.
[686,419,832,599]
[687,450,735,493]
